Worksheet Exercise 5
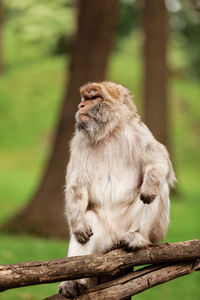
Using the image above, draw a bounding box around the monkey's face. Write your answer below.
[76,82,136,142]
[77,95,102,124]
[76,86,116,138]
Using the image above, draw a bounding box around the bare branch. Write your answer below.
[45,260,200,300]
[0,240,199,292]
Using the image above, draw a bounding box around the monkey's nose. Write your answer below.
[78,103,85,109]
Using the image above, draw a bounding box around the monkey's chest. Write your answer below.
[89,167,138,207]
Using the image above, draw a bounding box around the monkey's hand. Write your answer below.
[140,167,160,204]
[140,192,156,204]
[73,222,93,244]
[139,183,158,204]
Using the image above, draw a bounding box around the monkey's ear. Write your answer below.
[122,92,137,113]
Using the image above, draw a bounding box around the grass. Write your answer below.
[0,235,67,300]
[0,29,199,299]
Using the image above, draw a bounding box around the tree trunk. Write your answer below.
[143,0,168,147]
[2,0,119,238]
[0,0,4,74]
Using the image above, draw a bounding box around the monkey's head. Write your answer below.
[76,81,137,143]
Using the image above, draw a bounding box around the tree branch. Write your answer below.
[44,260,200,300]
[0,240,199,292]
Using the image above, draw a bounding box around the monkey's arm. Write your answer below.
[66,185,93,243]
[140,158,169,204]
[65,161,93,244]
[137,124,175,204]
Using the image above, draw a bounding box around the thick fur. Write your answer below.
[58,81,176,297]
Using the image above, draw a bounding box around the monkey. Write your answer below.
[58,81,176,298]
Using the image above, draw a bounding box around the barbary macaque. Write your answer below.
[58,81,176,297]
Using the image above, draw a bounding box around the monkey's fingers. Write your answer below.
[74,231,90,244]
[140,193,156,204]
[80,232,90,243]
[86,227,93,238]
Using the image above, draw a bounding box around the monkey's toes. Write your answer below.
[58,280,87,298]
[120,231,150,250]
[140,193,156,204]
[58,280,77,298]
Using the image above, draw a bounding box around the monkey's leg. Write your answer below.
[120,188,169,250]
[58,235,97,297]
[58,211,104,298]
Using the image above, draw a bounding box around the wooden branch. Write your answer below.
[0,240,199,292]
[45,260,200,300]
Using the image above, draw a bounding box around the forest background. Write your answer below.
[0,0,199,299]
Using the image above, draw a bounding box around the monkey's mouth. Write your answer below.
[79,113,90,117]
[78,113,94,120]
[76,112,97,132]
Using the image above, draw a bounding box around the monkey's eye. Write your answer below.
[91,95,101,100]
[84,95,102,101]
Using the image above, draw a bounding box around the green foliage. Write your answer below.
[0,234,67,300]
[117,0,200,79]
[0,20,199,300]
[4,0,75,55]
[3,0,200,78]
[168,2,200,78]
[117,0,140,38]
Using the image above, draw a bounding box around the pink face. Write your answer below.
[76,85,117,133]
[77,97,102,122]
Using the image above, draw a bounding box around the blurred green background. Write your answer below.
[0,0,199,299]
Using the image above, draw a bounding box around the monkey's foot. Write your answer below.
[120,231,151,250]
[58,279,87,298]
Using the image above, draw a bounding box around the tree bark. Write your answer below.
[0,240,199,291]
[2,0,119,238]
[44,260,200,300]
[143,0,168,147]
[97,266,133,300]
